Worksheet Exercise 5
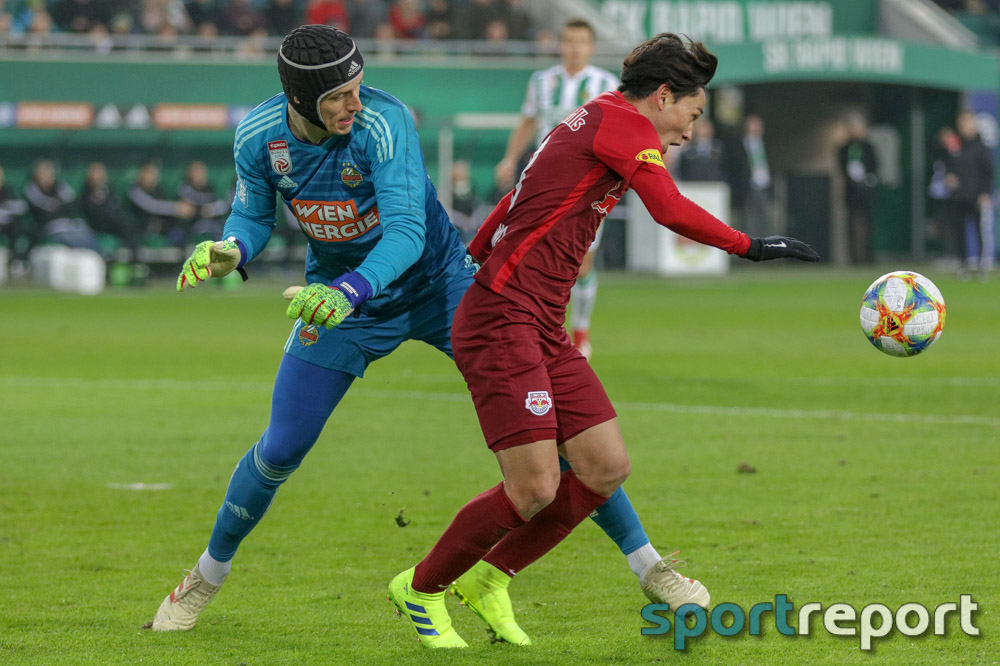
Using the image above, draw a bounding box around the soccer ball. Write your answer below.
[859,271,946,357]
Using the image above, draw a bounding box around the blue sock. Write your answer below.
[207,355,354,562]
[207,442,292,561]
[559,455,650,555]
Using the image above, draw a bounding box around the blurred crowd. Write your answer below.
[0,0,542,53]
[656,108,992,274]
[0,159,240,281]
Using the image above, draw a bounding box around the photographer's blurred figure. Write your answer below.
[838,115,879,264]
[946,111,995,280]
[677,117,724,182]
[726,114,773,238]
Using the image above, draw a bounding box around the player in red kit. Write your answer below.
[388,33,819,649]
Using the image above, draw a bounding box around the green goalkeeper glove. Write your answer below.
[176,239,243,291]
[284,283,354,329]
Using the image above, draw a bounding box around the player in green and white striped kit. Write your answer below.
[495,18,619,360]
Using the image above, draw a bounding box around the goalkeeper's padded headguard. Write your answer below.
[278,25,364,131]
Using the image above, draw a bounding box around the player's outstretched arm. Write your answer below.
[630,165,820,262]
[742,236,820,262]
[176,239,243,291]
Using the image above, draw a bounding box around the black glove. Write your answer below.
[743,236,820,262]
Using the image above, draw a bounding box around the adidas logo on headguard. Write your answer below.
[348,60,361,76]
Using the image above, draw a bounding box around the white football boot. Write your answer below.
[640,553,710,610]
[151,565,225,631]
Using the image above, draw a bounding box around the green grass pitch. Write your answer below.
[0,266,997,665]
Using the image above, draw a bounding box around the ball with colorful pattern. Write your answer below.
[859,271,946,357]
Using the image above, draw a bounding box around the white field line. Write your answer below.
[2,376,997,428]
[106,482,172,491]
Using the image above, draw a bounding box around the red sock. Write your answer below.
[484,469,609,576]
[412,482,526,593]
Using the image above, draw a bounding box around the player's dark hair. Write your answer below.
[618,33,717,101]
[562,18,595,38]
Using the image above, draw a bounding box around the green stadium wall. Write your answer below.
[0,58,542,198]
[0,46,996,259]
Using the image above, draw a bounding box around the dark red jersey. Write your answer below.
[470,91,751,331]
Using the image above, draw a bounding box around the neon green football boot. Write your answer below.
[388,567,468,648]
[450,560,532,646]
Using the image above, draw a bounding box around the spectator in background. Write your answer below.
[346,0,387,38]
[87,21,114,53]
[265,0,301,37]
[178,160,229,242]
[0,0,11,31]
[947,110,995,279]
[483,17,507,44]
[454,0,505,40]
[50,0,114,34]
[424,0,452,39]
[306,0,348,30]
[108,10,136,39]
[505,0,532,40]
[151,21,182,52]
[10,0,43,34]
[80,161,140,260]
[184,0,222,30]
[219,0,267,36]
[928,126,961,257]
[448,159,482,245]
[838,115,879,264]
[533,26,557,54]
[23,159,100,251]
[192,18,219,51]
[19,3,55,49]
[677,117,724,182]
[387,0,423,39]
[725,114,773,238]
[235,25,270,56]
[23,159,73,247]
[370,19,397,56]
[0,164,29,264]
[139,0,191,36]
[128,161,196,250]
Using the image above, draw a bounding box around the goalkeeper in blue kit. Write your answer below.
[151,25,707,633]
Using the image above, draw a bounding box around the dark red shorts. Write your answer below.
[451,282,617,451]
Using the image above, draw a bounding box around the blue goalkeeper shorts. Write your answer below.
[283,265,476,377]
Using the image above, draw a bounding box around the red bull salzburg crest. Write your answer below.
[525,390,552,416]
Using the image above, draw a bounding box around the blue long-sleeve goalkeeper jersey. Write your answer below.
[223,87,466,321]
